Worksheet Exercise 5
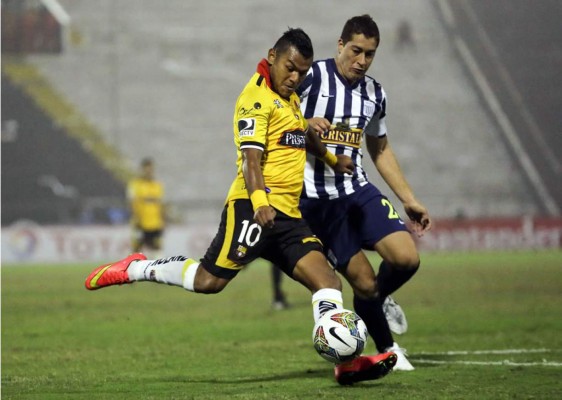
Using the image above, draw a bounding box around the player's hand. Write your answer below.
[404,201,432,237]
[333,154,355,175]
[254,206,276,228]
[307,117,331,135]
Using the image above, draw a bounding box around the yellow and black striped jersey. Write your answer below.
[226,59,309,218]
[127,178,164,231]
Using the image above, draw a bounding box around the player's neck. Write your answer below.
[334,58,358,86]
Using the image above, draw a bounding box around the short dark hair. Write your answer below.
[273,28,313,59]
[141,157,153,167]
[340,14,380,45]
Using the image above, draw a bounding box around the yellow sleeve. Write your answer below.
[235,89,271,151]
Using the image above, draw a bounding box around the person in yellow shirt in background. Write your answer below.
[127,158,165,258]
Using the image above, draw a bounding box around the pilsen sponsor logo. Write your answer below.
[278,129,306,148]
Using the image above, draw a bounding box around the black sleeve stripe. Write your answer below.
[256,75,264,86]
[240,141,265,150]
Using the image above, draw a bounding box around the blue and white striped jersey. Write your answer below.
[297,58,388,199]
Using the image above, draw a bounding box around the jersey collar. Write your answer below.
[329,58,363,89]
[256,58,272,89]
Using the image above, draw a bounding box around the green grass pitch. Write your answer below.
[2,250,561,399]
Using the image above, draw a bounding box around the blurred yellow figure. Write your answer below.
[127,158,165,258]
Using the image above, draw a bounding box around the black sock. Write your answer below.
[377,261,419,299]
[353,295,393,353]
[271,265,285,302]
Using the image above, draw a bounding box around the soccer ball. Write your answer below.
[312,309,368,364]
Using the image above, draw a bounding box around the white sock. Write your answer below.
[128,256,196,287]
[182,261,199,292]
[311,288,343,322]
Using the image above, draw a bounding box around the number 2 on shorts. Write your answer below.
[381,198,400,220]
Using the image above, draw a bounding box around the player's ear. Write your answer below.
[267,48,276,64]
[337,38,344,54]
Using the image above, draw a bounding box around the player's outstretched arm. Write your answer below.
[366,135,431,236]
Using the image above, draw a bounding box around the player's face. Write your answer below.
[268,46,312,100]
[141,164,154,180]
[335,33,378,84]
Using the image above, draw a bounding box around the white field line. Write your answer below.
[415,348,552,356]
[412,359,562,367]
[411,348,562,367]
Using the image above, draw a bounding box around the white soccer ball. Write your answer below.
[312,309,368,364]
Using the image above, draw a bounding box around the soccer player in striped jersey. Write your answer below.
[298,15,432,371]
[84,28,397,385]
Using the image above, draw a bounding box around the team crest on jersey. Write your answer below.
[363,101,375,117]
[273,99,283,109]
[235,244,247,259]
[238,118,256,137]
[278,130,306,148]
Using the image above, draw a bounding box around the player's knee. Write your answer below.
[193,267,229,294]
[345,270,378,298]
[351,278,378,299]
[386,250,420,271]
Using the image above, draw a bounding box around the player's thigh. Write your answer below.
[266,214,341,292]
[301,197,360,270]
[374,230,419,269]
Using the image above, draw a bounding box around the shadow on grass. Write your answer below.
[160,367,402,387]
[162,368,328,384]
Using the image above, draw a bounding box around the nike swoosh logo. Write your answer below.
[329,327,351,347]
[89,264,112,288]
[321,94,335,98]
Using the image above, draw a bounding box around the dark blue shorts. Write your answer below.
[299,183,408,271]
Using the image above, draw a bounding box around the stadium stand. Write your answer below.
[4,0,551,226]
[1,71,126,225]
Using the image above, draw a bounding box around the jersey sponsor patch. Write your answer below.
[238,118,256,137]
[319,126,363,148]
[278,130,306,148]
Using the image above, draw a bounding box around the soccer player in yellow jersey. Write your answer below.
[127,158,165,258]
[85,28,397,384]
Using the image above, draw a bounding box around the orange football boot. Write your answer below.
[335,351,397,385]
[84,253,147,290]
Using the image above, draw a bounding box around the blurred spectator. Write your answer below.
[395,20,416,51]
[128,158,166,258]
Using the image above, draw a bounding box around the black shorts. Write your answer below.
[201,199,323,280]
[133,228,163,250]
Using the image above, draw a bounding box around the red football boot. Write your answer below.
[84,253,147,290]
[335,351,397,385]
